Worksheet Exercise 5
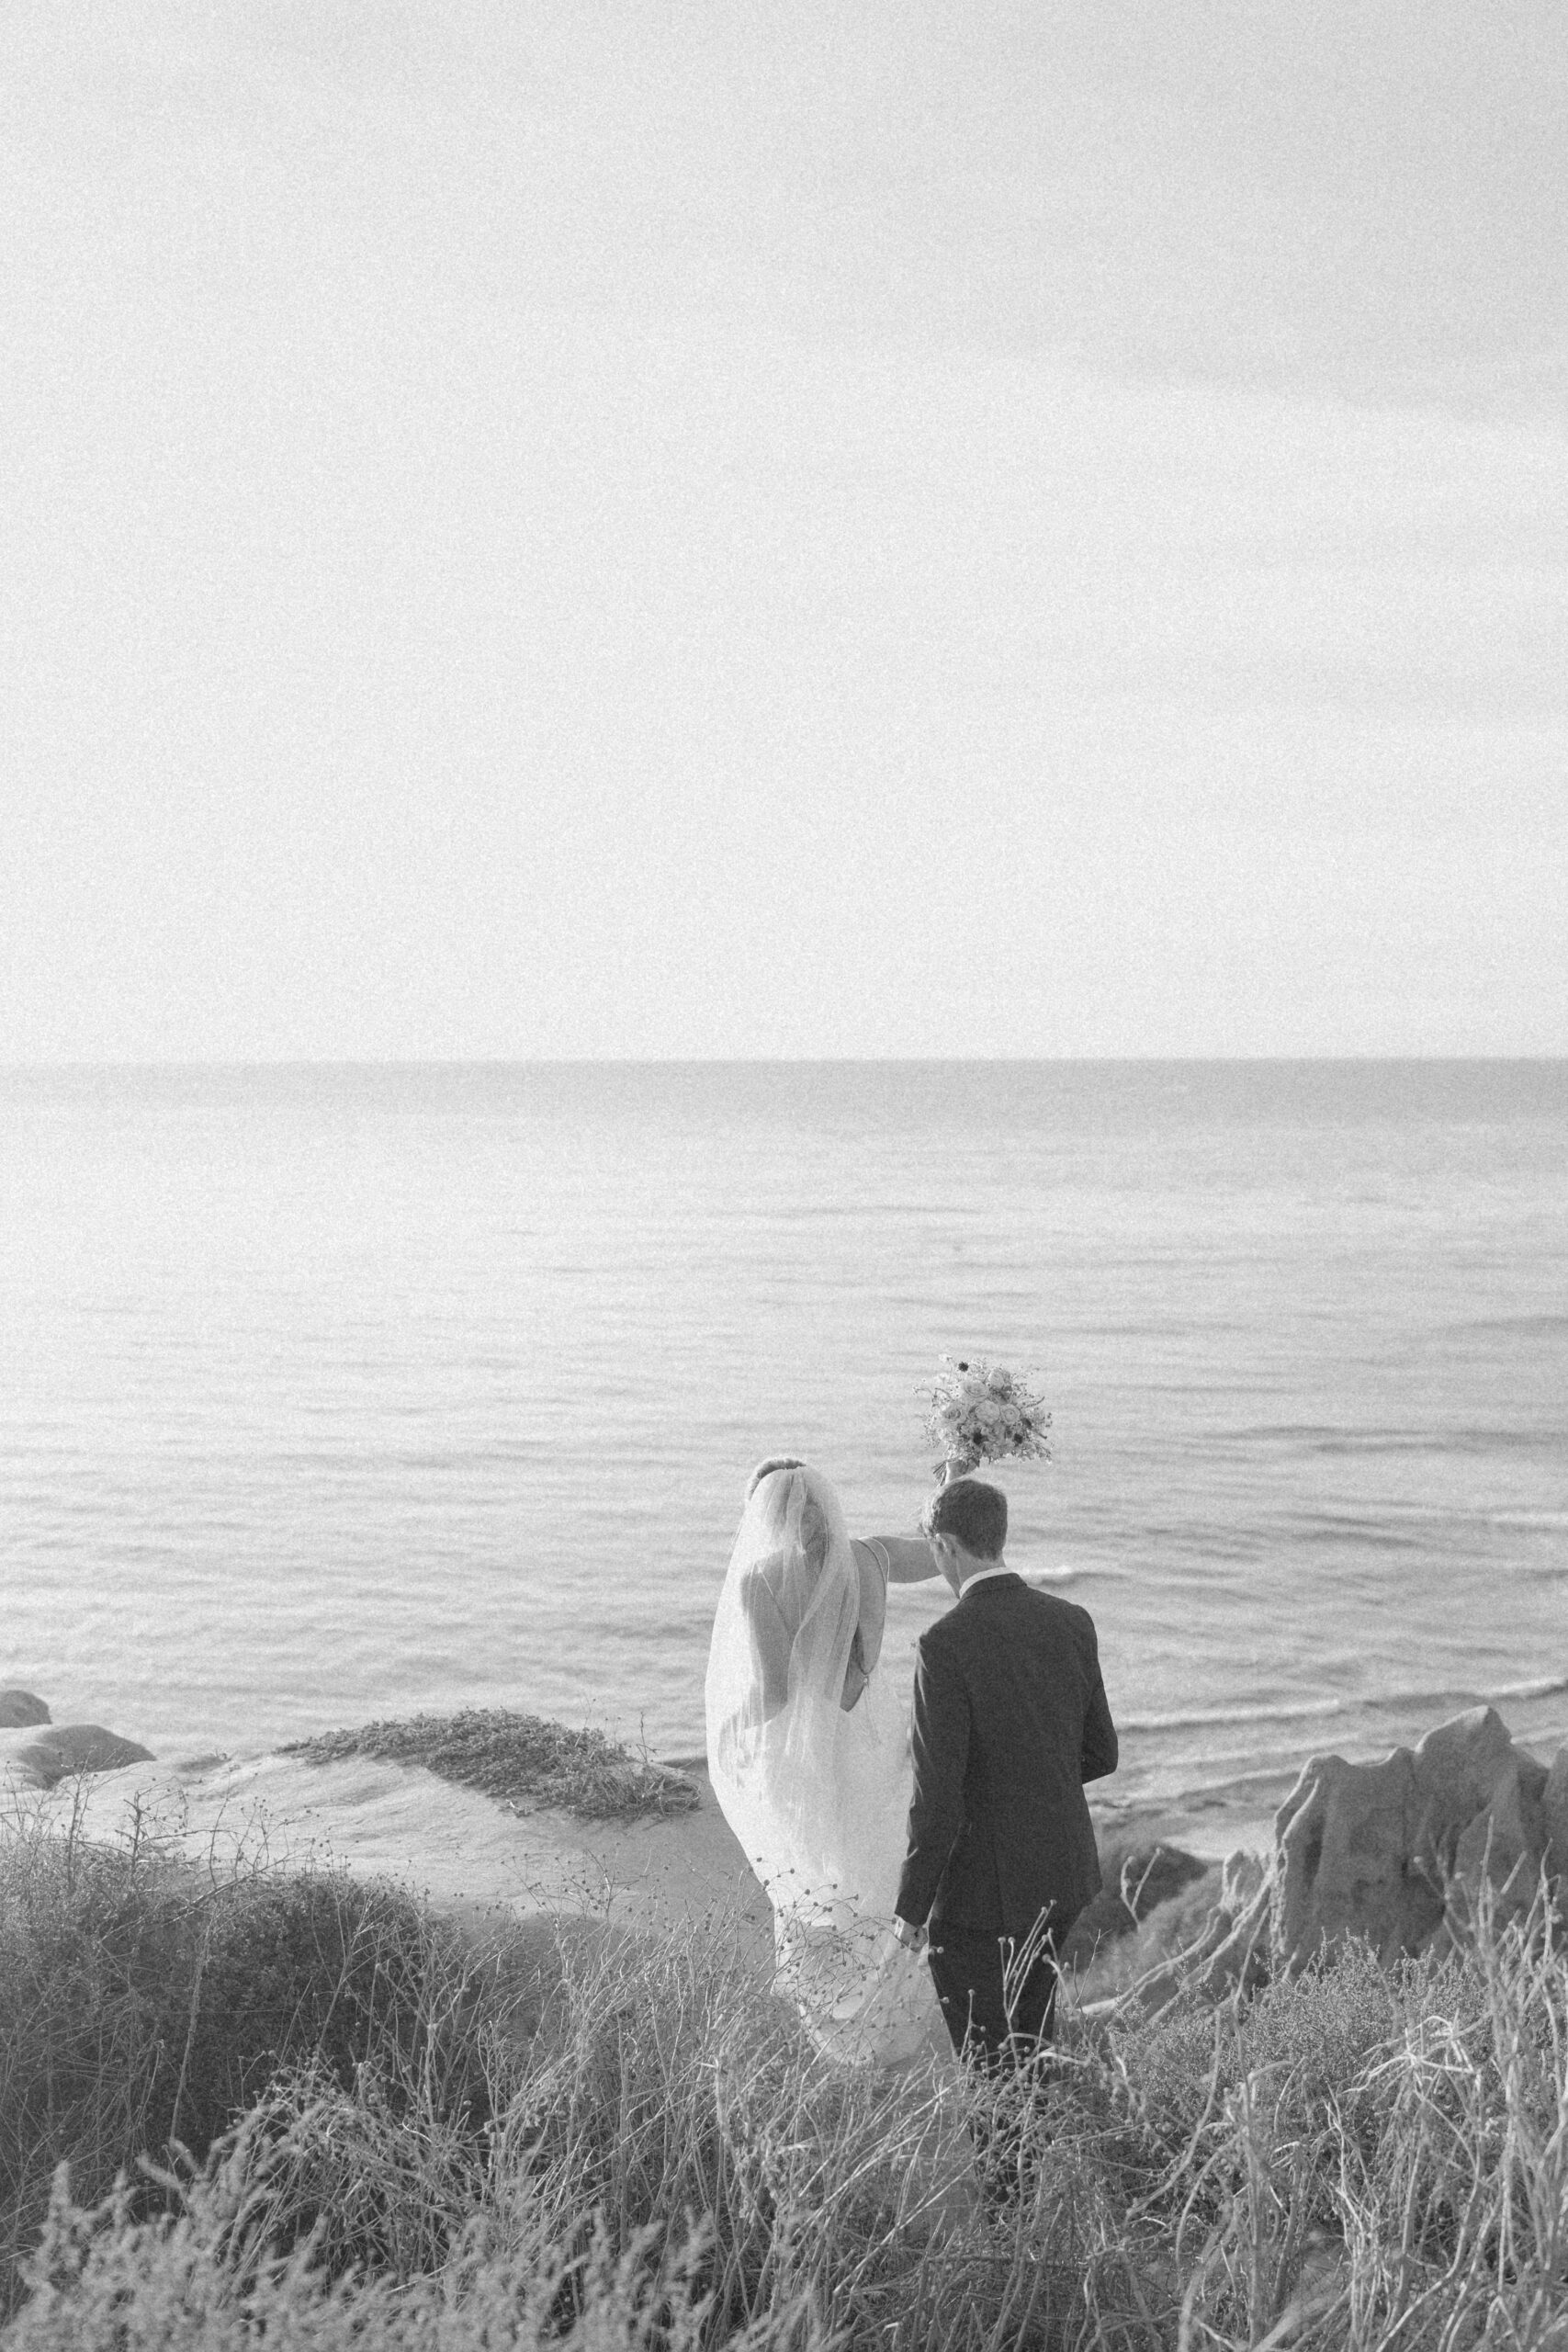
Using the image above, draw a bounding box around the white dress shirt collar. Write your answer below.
[957,1563,1015,1598]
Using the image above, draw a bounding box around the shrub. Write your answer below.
[281,1711,699,1821]
[6,2162,830,2350]
[6,1815,1568,2352]
[0,1805,513,2320]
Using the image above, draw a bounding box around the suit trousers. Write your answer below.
[926,1921,1066,2071]
[927,1920,1071,2212]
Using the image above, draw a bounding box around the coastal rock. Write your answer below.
[12,1724,155,1790]
[1220,1849,1266,1912]
[1116,1841,1212,1918]
[1410,1707,1520,1849]
[1273,1747,1443,1966]
[1542,1748,1568,1878]
[1062,1840,1211,1966]
[1271,1707,1557,1970]
[1120,1707,1568,2017]
[1449,1749,1550,1926]
[1089,1848,1271,2015]
[0,1688,51,1728]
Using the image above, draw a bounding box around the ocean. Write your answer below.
[3,1060,1564,1850]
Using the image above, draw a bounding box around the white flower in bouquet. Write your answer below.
[922,1355,1052,1476]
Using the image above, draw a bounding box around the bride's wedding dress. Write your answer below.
[705,1463,941,2065]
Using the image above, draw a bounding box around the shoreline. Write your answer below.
[15,1652,1561,1892]
[12,1693,1562,1953]
[1,1723,775,1944]
[7,1695,1566,2076]
[2,1705,1271,1970]
[657,1749,1275,1866]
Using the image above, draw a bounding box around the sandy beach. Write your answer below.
[0,1709,1247,1964]
[0,1722,767,1945]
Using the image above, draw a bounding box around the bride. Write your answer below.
[705,1454,948,2064]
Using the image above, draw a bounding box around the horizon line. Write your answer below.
[5,1052,1566,1074]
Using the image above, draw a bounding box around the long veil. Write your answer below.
[705,1463,939,2064]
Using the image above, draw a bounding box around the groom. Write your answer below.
[891,1476,1118,2076]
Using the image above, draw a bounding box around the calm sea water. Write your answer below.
[3,1061,1565,1843]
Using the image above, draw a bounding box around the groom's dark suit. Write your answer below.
[895,1571,1117,2064]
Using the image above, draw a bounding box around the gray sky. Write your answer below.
[4,0,1565,1059]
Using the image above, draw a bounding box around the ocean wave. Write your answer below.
[1359,1674,1568,1716]
[1174,1764,1306,1803]
[1448,1315,1568,1339]
[1224,1423,1562,1459]
[1337,1504,1568,1536]
[1120,1696,1350,1736]
[1137,1706,1568,1825]
[1483,1673,1568,1705]
[1285,1518,1427,1551]
[1120,1673,1568,1739]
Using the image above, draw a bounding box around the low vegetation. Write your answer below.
[281,1708,700,1821]
[3,1791,1566,2349]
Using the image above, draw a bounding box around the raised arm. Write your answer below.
[859,1532,940,1583]
[861,1455,971,1585]
[862,1451,972,1582]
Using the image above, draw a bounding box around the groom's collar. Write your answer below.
[957,1563,1016,1599]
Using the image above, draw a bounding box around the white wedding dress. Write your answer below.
[705,1463,941,2065]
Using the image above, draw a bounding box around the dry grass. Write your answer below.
[4,1792,1567,2351]
[0,1791,493,2319]
[282,1709,700,1821]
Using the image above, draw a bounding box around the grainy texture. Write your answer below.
[7,1859,1568,2352]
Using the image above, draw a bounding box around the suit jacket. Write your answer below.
[895,1573,1118,1939]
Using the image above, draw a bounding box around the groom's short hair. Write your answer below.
[928,1478,1007,1560]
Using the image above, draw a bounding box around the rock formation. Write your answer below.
[1061,1839,1212,1967]
[1544,1747,1568,1878]
[12,1724,156,1789]
[1125,1707,1568,2014]
[0,1688,51,1728]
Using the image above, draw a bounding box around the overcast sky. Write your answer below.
[4,0,1565,1059]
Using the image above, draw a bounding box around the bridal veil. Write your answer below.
[705,1462,938,2064]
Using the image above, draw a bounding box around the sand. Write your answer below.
[1,1713,1254,1960]
[0,1722,779,1947]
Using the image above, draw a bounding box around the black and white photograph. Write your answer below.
[3,3,1566,2342]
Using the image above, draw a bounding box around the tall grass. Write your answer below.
[4,1795,1566,2350]
[0,1790,494,2314]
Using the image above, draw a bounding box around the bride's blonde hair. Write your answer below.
[747,1454,805,1501]
[744,1460,829,1586]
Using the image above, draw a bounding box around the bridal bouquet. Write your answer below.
[923,1355,1052,1476]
